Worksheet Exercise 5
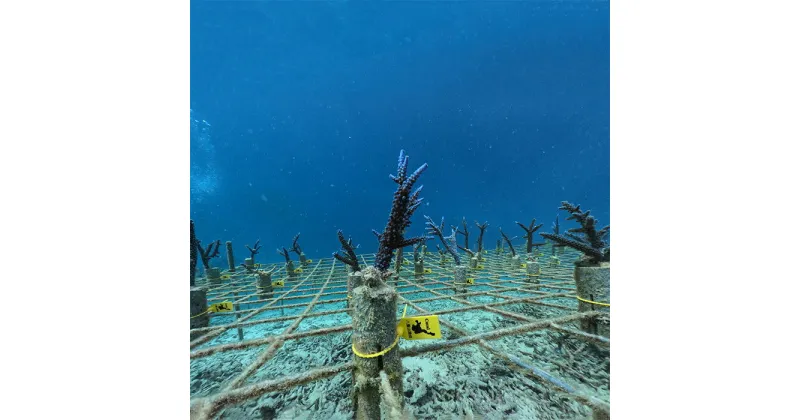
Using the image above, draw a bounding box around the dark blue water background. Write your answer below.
[191,1,609,264]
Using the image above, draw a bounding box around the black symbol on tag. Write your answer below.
[410,319,435,336]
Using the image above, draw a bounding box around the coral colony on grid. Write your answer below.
[189,150,611,420]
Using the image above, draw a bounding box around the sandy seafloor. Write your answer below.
[191,276,610,420]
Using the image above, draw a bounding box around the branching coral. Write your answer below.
[277,247,291,264]
[196,237,221,270]
[332,230,361,272]
[516,218,544,254]
[457,245,475,259]
[245,239,261,259]
[540,201,610,264]
[550,214,566,255]
[425,216,461,265]
[372,150,430,272]
[413,241,425,262]
[290,233,303,256]
[498,228,518,257]
[455,218,470,249]
[241,263,277,277]
[474,221,489,254]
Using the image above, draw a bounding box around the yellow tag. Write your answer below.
[221,274,230,279]
[476,264,484,269]
[254,263,261,268]
[398,315,441,340]
[521,263,527,268]
[307,259,313,263]
[272,280,284,287]
[208,301,233,313]
[424,268,432,274]
[293,268,303,273]
[466,278,475,284]
[403,260,410,265]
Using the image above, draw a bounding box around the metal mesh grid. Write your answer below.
[190,248,610,419]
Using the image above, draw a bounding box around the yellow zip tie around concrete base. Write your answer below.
[190,309,210,319]
[352,304,407,359]
[576,296,610,307]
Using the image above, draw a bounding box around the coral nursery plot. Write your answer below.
[190,248,610,420]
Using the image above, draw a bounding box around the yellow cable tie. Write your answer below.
[351,304,408,359]
[576,296,610,307]
[190,309,210,319]
[352,333,400,359]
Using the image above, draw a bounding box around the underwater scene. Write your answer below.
[190,1,609,419]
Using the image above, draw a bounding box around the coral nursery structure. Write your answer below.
[189,162,611,420]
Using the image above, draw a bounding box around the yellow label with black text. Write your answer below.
[293,268,303,273]
[272,280,284,287]
[466,278,475,284]
[208,302,233,313]
[398,315,441,340]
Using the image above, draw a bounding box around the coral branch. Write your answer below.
[499,228,517,257]
[516,218,544,253]
[455,218,470,249]
[474,221,488,253]
[290,233,303,256]
[245,240,261,259]
[457,245,475,258]
[372,150,430,271]
[332,230,361,272]
[540,201,609,264]
[425,216,461,265]
[196,238,221,270]
[277,247,291,263]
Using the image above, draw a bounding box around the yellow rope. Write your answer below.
[576,296,610,307]
[352,305,407,359]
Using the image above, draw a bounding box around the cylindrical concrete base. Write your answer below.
[414,260,424,277]
[574,263,610,337]
[299,252,309,266]
[526,259,541,290]
[469,256,478,269]
[206,267,222,286]
[286,261,296,279]
[190,286,209,340]
[256,271,273,300]
[244,257,254,269]
[347,271,364,309]
[509,255,521,270]
[453,265,467,294]
[351,267,403,420]
[593,408,610,420]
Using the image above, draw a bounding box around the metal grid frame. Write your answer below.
[190,249,610,419]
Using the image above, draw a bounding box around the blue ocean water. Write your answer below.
[190,0,609,265]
